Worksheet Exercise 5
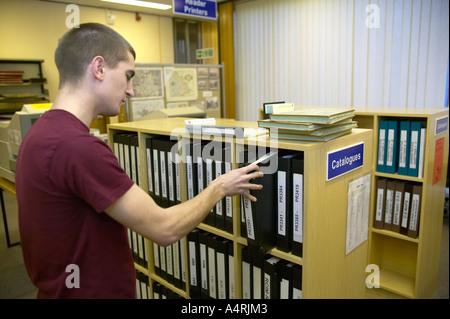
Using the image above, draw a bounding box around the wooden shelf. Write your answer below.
[108,118,373,299]
[379,268,416,298]
[354,107,449,299]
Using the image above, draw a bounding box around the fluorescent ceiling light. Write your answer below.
[101,0,172,10]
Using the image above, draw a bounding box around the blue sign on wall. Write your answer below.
[173,0,217,20]
[435,116,448,135]
[327,143,364,181]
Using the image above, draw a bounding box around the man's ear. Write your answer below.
[91,56,106,80]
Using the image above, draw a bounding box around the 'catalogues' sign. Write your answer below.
[435,116,448,135]
[327,143,364,181]
[173,0,217,20]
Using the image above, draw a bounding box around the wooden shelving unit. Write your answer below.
[0,59,49,114]
[354,107,449,299]
[108,117,373,299]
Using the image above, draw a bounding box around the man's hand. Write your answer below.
[212,163,264,202]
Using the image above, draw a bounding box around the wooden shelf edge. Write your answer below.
[371,228,419,243]
[377,269,416,299]
[149,273,189,299]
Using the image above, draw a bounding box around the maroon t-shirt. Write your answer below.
[15,109,136,299]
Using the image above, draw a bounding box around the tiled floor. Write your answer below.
[1,190,448,299]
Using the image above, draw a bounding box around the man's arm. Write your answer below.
[105,163,263,246]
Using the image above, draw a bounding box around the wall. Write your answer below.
[234,0,449,122]
[0,0,174,102]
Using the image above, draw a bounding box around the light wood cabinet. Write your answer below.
[354,107,449,299]
[108,117,373,298]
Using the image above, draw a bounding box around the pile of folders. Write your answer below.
[239,149,304,258]
[377,119,426,177]
[374,178,422,238]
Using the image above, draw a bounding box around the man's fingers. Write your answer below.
[242,192,258,202]
[248,170,264,180]
[241,163,260,173]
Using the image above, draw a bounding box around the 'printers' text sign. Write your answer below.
[327,143,364,181]
[173,0,217,20]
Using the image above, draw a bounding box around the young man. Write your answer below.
[15,23,263,299]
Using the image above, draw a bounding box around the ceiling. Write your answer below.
[37,0,229,18]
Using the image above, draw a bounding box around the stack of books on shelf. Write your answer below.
[241,247,302,299]
[184,140,234,232]
[113,132,149,268]
[258,106,357,142]
[0,69,24,83]
[136,270,150,299]
[239,149,304,299]
[153,239,187,291]
[240,149,304,258]
[377,119,426,177]
[187,230,235,299]
[374,178,422,238]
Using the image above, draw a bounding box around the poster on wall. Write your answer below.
[131,67,164,99]
[164,67,198,102]
[130,99,165,121]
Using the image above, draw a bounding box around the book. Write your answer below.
[291,154,304,257]
[374,178,387,229]
[241,247,252,299]
[277,152,303,253]
[274,121,357,137]
[270,128,353,142]
[269,106,355,124]
[408,184,422,238]
[383,180,396,230]
[185,124,268,138]
[392,181,405,233]
[240,150,278,256]
[262,102,294,119]
[263,256,281,299]
[408,121,422,177]
[187,229,201,298]
[292,265,303,299]
[418,128,426,178]
[397,121,411,176]
[385,120,399,174]
[377,120,388,173]
[400,183,414,235]
[258,117,354,131]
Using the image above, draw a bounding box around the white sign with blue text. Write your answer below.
[173,0,217,20]
[326,143,364,181]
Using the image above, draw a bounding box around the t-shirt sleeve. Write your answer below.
[50,135,135,213]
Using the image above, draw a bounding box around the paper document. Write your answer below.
[346,174,371,255]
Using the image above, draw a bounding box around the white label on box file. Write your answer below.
[160,151,167,198]
[189,241,197,286]
[293,173,303,244]
[385,189,394,224]
[264,273,271,299]
[280,279,290,299]
[147,149,153,192]
[401,192,411,228]
[375,188,384,221]
[409,193,420,231]
[243,197,255,240]
[278,171,286,236]
[200,243,207,289]
[217,252,226,299]
[378,129,385,165]
[399,130,407,168]
[153,149,160,196]
[410,131,418,169]
[386,129,395,166]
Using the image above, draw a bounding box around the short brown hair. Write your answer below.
[55,23,136,88]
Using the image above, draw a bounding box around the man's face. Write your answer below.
[99,51,135,116]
